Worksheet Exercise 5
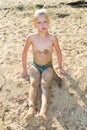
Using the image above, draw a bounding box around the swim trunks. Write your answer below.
[32,61,52,73]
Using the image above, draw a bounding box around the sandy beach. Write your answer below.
[0,0,87,130]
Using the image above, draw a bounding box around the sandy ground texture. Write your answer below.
[0,0,87,130]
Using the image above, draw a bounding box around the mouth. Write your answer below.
[42,27,46,30]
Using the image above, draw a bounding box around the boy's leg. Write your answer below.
[38,67,53,121]
[26,65,40,118]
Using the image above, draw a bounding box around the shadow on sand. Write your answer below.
[60,0,87,8]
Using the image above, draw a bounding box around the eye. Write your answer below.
[44,21,48,23]
[37,22,41,24]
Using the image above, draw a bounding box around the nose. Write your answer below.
[41,22,44,26]
[41,22,46,28]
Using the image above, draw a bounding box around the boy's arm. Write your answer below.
[53,35,62,69]
[53,35,67,76]
[22,35,32,77]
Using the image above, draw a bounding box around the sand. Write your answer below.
[0,0,87,130]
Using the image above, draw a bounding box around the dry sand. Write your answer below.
[0,0,87,130]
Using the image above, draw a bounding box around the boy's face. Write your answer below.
[35,15,49,32]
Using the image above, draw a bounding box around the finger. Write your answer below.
[21,73,26,78]
[61,70,67,76]
[57,71,63,78]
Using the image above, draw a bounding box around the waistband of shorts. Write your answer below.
[31,61,52,68]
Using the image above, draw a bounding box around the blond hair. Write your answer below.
[34,9,49,21]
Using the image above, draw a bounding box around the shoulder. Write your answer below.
[27,33,37,41]
[27,33,35,40]
[49,33,58,42]
[27,33,37,39]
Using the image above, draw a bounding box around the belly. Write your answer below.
[33,50,52,66]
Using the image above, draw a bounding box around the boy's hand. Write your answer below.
[22,69,28,78]
[58,68,67,77]
[59,68,67,75]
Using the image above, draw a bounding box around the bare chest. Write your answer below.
[32,38,53,52]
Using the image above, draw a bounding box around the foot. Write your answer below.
[25,107,37,119]
[38,113,47,121]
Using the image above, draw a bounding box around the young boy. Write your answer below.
[22,9,66,121]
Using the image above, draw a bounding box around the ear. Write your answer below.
[48,18,50,25]
[33,20,37,28]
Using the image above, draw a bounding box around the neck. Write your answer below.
[38,31,49,37]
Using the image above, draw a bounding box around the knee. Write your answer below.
[30,78,38,87]
[41,80,48,90]
[41,81,49,96]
